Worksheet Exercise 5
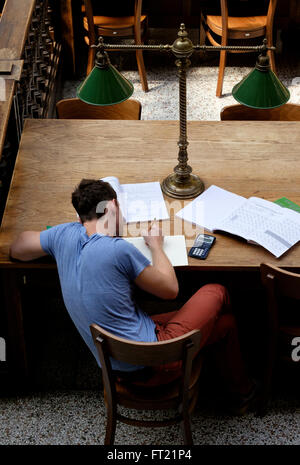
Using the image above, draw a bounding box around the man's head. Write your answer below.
[72,180,121,234]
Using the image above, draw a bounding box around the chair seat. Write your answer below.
[207,15,267,39]
[83,15,147,37]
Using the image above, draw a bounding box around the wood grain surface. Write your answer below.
[1,119,300,270]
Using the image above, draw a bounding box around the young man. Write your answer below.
[10,179,256,411]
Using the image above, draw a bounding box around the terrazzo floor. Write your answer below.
[1,287,298,446]
[1,28,299,447]
[0,390,299,445]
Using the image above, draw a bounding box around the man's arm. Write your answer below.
[10,231,48,261]
[134,224,179,300]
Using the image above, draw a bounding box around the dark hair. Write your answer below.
[71,179,117,222]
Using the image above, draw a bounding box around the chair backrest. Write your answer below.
[266,0,277,33]
[90,324,202,368]
[56,98,141,120]
[261,263,300,301]
[83,0,143,37]
[219,0,276,19]
[90,323,202,444]
[83,0,97,45]
[260,262,300,362]
[217,0,277,40]
[220,104,300,121]
[258,262,300,416]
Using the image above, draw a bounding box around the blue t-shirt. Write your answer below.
[40,222,157,371]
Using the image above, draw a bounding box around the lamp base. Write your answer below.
[161,173,205,199]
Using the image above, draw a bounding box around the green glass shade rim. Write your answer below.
[76,65,134,106]
[76,88,134,106]
[232,69,290,109]
[232,86,290,109]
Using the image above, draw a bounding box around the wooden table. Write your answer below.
[1,118,300,382]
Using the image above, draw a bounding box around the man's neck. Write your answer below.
[83,218,117,237]
[83,219,98,237]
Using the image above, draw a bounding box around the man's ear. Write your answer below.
[109,198,119,212]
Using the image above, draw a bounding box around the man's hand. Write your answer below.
[142,221,163,251]
[135,221,179,300]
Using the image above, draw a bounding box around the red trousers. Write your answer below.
[151,284,252,396]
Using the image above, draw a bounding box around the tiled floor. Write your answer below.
[0,388,299,445]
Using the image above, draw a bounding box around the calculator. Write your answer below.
[188,234,216,260]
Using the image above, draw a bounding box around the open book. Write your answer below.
[101,176,169,223]
[176,185,300,258]
[124,235,188,266]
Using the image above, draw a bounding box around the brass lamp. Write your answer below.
[77,24,290,199]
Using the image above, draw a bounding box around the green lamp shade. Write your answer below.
[77,64,134,106]
[232,68,290,109]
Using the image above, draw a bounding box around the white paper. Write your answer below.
[124,235,188,266]
[217,197,300,258]
[101,176,126,216]
[176,185,245,231]
[121,182,169,223]
[176,185,300,258]
[101,176,121,197]
[101,177,169,223]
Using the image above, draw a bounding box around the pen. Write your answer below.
[150,217,157,228]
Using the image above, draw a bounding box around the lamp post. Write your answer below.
[77,24,290,200]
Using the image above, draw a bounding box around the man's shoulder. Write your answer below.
[47,222,81,233]
[112,237,136,252]
[41,222,82,243]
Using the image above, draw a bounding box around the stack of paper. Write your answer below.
[101,176,169,223]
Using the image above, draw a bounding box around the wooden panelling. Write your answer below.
[0,0,35,58]
[0,0,62,222]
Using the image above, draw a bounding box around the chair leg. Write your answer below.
[256,357,275,417]
[181,412,193,445]
[216,50,226,97]
[199,13,206,46]
[134,16,148,92]
[199,13,206,60]
[136,49,148,92]
[268,49,276,73]
[104,405,117,445]
[86,47,96,75]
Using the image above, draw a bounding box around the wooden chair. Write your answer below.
[200,0,277,97]
[82,0,148,92]
[259,263,300,415]
[90,324,203,445]
[220,103,300,121]
[56,97,141,120]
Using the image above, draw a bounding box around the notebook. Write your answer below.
[124,235,188,266]
[101,176,169,223]
[176,185,300,258]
